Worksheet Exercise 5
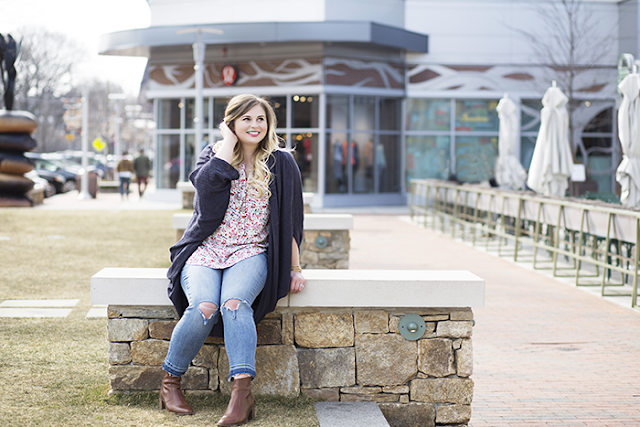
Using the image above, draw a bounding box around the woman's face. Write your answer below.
[233,104,268,150]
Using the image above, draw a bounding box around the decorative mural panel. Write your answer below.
[149,58,322,89]
[325,58,404,89]
[406,64,617,96]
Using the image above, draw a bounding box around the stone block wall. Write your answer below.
[300,229,349,269]
[107,305,474,427]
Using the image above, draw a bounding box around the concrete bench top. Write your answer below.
[91,268,484,308]
[173,212,352,231]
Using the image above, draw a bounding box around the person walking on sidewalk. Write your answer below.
[133,148,152,197]
[160,94,306,425]
[116,151,134,199]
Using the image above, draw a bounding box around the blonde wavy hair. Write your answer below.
[214,94,281,198]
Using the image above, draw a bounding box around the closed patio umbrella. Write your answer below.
[526,83,574,197]
[495,94,527,189]
[616,72,640,207]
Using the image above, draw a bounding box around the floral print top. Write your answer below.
[186,163,270,269]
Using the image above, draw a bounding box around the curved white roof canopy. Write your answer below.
[99,21,429,57]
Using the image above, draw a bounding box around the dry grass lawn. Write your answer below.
[0,208,318,427]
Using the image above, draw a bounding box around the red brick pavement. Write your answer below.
[348,215,640,427]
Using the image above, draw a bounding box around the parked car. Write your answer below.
[25,153,78,193]
[44,151,106,179]
[24,169,65,197]
[24,170,56,198]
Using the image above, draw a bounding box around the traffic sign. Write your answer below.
[92,137,106,152]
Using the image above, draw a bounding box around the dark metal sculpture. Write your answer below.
[2,34,17,111]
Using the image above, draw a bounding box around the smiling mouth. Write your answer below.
[248,131,261,137]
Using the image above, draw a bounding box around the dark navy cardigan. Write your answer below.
[166,145,304,337]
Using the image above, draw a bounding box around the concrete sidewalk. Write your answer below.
[27,190,640,425]
[349,215,640,427]
[33,180,182,211]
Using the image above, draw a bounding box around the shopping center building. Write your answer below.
[99,0,630,207]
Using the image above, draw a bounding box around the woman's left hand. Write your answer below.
[290,271,306,293]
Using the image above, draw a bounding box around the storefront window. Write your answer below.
[406,99,450,131]
[455,136,498,182]
[269,96,287,129]
[327,96,349,130]
[158,99,181,129]
[213,97,228,125]
[379,98,401,131]
[353,97,375,131]
[378,135,400,193]
[185,134,197,182]
[521,99,542,134]
[406,136,450,182]
[291,95,318,128]
[291,133,318,192]
[326,132,350,194]
[185,98,210,129]
[352,133,374,193]
[520,135,536,170]
[455,100,499,132]
[158,134,180,188]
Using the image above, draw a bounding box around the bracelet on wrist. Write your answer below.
[291,265,302,273]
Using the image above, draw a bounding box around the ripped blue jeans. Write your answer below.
[162,253,267,380]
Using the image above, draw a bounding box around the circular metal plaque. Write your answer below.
[399,313,426,341]
[315,235,328,249]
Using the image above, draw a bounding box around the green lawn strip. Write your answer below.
[0,209,319,426]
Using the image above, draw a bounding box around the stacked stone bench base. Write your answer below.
[93,268,484,427]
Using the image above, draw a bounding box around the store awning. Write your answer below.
[98,21,429,57]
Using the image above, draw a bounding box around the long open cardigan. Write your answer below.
[167,145,304,337]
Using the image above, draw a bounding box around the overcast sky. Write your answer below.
[0,0,151,95]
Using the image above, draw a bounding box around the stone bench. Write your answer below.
[91,267,484,427]
[99,180,121,193]
[173,212,353,269]
[178,180,314,212]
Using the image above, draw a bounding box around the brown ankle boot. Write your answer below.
[159,371,194,415]
[216,377,255,426]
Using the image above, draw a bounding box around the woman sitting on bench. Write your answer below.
[161,94,306,425]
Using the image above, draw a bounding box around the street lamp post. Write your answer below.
[177,27,223,182]
[78,85,92,200]
[109,93,127,158]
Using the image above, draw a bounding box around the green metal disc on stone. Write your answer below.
[315,235,328,249]
[399,313,426,341]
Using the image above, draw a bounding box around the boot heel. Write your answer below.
[159,395,166,410]
[248,405,255,421]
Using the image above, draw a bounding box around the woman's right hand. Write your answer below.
[214,121,239,163]
[219,121,238,146]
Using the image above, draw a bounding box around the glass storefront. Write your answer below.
[158,134,180,189]
[325,95,402,196]
[155,94,322,192]
[152,90,616,206]
[406,135,451,182]
[405,98,499,187]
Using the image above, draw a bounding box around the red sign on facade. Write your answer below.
[222,65,238,86]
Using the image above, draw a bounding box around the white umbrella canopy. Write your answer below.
[616,73,640,207]
[495,95,527,189]
[526,84,574,197]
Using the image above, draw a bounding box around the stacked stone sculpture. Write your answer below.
[0,33,38,207]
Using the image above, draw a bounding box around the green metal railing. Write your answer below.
[410,179,640,309]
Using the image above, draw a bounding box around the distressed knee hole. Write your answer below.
[198,302,218,320]
[223,299,241,311]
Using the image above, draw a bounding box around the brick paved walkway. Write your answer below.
[348,215,640,427]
